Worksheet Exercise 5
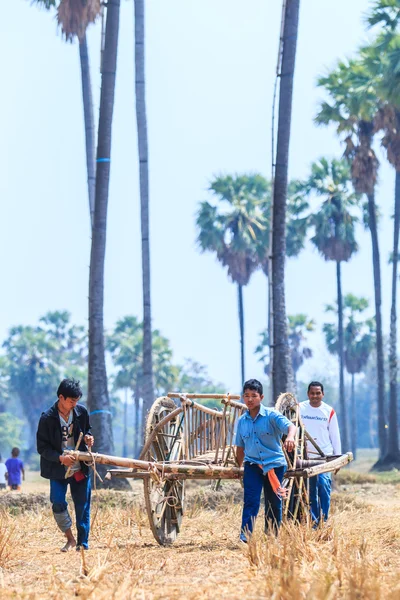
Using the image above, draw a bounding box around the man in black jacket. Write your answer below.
[37,378,94,552]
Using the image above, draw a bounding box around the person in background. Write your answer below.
[235,379,296,542]
[5,447,25,491]
[299,381,341,525]
[37,378,94,552]
[0,454,7,490]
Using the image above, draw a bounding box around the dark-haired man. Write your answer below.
[235,379,296,542]
[37,378,94,552]
[299,381,341,525]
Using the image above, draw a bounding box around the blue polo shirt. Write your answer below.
[235,404,291,472]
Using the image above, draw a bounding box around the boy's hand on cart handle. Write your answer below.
[60,454,76,467]
[284,437,295,452]
[84,434,94,449]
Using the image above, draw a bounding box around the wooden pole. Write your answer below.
[304,429,326,458]
[65,432,84,479]
[302,453,353,477]
[66,450,244,478]
[168,393,241,400]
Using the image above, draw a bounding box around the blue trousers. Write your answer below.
[309,473,331,524]
[50,476,91,549]
[240,463,286,541]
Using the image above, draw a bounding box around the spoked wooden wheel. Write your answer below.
[275,393,309,523]
[142,396,185,545]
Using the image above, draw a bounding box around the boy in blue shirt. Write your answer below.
[5,448,25,491]
[235,379,296,542]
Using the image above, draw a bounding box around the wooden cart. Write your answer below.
[68,392,353,545]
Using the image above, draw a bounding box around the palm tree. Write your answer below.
[300,158,360,452]
[362,8,400,464]
[256,314,315,388]
[134,0,154,426]
[324,295,375,458]
[107,316,142,457]
[271,0,301,400]
[87,0,123,485]
[107,316,179,456]
[315,57,387,461]
[257,179,309,303]
[196,175,267,385]
[79,33,96,226]
[32,0,99,226]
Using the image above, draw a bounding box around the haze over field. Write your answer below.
[1,0,394,391]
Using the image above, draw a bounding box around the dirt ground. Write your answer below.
[1,458,400,599]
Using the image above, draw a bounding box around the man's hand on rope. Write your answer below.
[84,434,94,449]
[59,454,76,467]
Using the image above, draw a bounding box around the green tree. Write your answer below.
[255,314,315,389]
[175,359,226,409]
[256,179,309,311]
[300,158,360,452]
[88,0,123,485]
[0,357,10,413]
[365,0,400,467]
[196,174,267,386]
[0,413,23,459]
[107,316,179,456]
[32,0,98,225]
[134,0,154,424]
[315,57,387,460]
[323,295,375,458]
[2,312,87,457]
[270,0,300,401]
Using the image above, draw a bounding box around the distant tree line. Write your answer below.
[0,311,226,461]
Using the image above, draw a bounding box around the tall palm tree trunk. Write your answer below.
[79,34,96,228]
[336,261,349,452]
[88,0,127,487]
[134,0,154,429]
[238,284,245,385]
[351,373,357,460]
[134,395,141,458]
[271,0,299,400]
[123,388,128,457]
[386,172,400,462]
[367,193,387,462]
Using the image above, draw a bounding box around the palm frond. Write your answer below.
[57,0,101,41]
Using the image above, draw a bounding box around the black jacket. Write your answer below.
[36,402,92,480]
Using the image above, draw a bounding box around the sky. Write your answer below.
[0,0,396,395]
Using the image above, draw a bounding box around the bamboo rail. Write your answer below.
[66,450,243,478]
[221,398,246,411]
[168,393,241,400]
[302,452,353,477]
[65,450,353,481]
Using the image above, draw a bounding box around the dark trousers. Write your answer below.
[240,462,286,541]
[50,476,91,548]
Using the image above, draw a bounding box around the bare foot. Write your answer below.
[61,539,76,552]
[61,531,76,552]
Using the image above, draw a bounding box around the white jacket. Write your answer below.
[299,400,341,457]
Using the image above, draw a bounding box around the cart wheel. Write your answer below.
[142,396,185,545]
[275,392,309,523]
[275,392,298,418]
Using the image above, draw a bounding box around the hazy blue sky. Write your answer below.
[1,0,395,394]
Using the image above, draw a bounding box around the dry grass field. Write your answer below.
[1,455,400,599]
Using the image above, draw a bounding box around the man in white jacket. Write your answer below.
[299,381,341,525]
